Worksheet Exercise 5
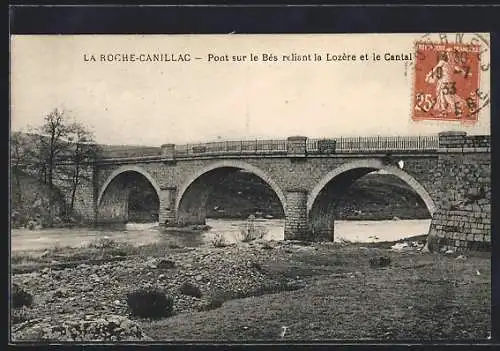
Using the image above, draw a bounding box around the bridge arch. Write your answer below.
[307,158,436,240]
[97,166,161,224]
[175,160,286,226]
[97,166,161,206]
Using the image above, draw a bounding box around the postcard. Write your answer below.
[10,33,491,343]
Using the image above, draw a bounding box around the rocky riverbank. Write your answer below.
[11,240,313,341]
[10,237,490,342]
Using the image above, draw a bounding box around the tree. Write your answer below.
[34,108,72,226]
[58,122,101,217]
[10,132,34,205]
[12,108,101,227]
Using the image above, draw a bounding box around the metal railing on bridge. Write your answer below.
[306,135,439,154]
[93,135,440,161]
[175,139,288,157]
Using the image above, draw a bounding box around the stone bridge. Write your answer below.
[73,131,490,251]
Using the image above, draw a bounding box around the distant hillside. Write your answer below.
[205,172,430,220]
[99,144,161,158]
[11,131,161,160]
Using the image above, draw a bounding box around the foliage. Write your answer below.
[87,237,118,250]
[12,284,33,309]
[211,233,227,248]
[126,288,174,319]
[85,238,137,259]
[10,108,101,226]
[179,282,202,298]
[369,255,392,268]
[56,121,101,217]
[238,215,268,242]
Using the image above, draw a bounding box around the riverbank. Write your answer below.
[11,218,433,253]
[10,236,490,342]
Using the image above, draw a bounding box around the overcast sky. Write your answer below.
[11,33,490,146]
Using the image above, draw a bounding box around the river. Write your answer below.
[11,218,432,252]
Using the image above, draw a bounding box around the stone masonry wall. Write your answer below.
[284,190,309,240]
[96,134,495,245]
[428,132,491,252]
[94,154,439,239]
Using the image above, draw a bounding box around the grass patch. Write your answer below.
[237,216,267,242]
[141,252,490,341]
[199,280,306,312]
[211,233,228,248]
[11,241,185,271]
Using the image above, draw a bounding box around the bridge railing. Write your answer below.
[175,139,288,157]
[306,135,439,154]
[94,135,440,161]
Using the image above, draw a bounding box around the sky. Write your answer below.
[11,33,490,146]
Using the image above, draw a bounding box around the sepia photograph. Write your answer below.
[9,32,491,343]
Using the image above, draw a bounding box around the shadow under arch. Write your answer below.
[97,166,161,225]
[307,158,436,240]
[175,160,286,226]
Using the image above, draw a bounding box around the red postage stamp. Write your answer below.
[412,41,482,122]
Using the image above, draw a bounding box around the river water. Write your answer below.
[11,218,431,252]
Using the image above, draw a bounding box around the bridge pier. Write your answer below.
[91,133,490,252]
[284,189,309,240]
[158,187,177,226]
[309,200,336,241]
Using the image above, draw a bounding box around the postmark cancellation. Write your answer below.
[412,39,487,123]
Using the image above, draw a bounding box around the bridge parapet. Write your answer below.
[98,135,440,160]
[97,135,441,163]
[438,131,491,152]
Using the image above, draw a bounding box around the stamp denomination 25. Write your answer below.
[412,39,487,123]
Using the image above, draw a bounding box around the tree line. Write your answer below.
[11,108,102,227]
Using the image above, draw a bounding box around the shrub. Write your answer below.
[369,255,391,268]
[126,288,174,319]
[211,233,227,248]
[179,282,202,298]
[11,284,33,309]
[88,237,117,249]
[238,216,268,242]
[26,220,39,231]
[200,291,230,311]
